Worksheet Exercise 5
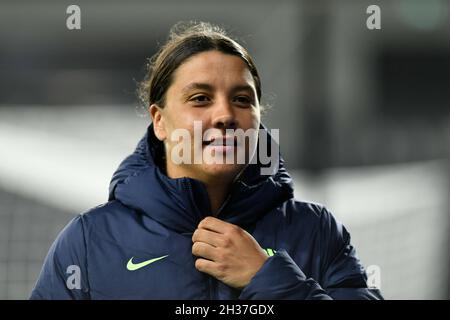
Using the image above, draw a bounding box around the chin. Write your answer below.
[200,163,245,181]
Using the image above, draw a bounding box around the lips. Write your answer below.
[202,136,237,147]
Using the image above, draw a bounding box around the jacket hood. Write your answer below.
[109,123,294,234]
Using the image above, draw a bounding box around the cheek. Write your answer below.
[175,108,205,127]
[164,111,194,135]
[164,115,201,149]
[242,108,261,130]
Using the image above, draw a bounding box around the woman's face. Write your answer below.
[151,50,261,184]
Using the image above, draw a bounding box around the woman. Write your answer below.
[30,21,382,299]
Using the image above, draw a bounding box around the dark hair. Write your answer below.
[137,21,262,108]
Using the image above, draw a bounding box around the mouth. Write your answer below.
[202,136,240,155]
[202,136,238,147]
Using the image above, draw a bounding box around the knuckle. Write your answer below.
[216,248,229,261]
[193,228,203,241]
[203,216,212,224]
[199,217,210,229]
[216,251,225,261]
[222,237,232,248]
[192,229,199,242]
[228,225,241,236]
[195,259,204,270]
[217,262,227,275]
[192,242,201,255]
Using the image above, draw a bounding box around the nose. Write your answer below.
[211,99,238,130]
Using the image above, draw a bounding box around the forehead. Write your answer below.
[171,51,255,89]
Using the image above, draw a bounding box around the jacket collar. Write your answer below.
[109,123,294,234]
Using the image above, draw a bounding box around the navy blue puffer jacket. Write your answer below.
[30,124,383,300]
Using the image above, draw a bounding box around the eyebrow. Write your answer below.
[181,83,214,94]
[181,82,255,96]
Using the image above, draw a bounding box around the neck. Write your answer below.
[204,180,232,216]
[164,164,235,216]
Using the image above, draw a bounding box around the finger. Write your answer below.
[198,216,235,234]
[195,258,222,279]
[192,228,223,247]
[192,241,218,261]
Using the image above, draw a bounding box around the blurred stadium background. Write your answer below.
[0,0,449,299]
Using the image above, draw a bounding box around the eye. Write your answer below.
[233,96,252,106]
[190,95,211,104]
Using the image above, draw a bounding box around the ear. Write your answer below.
[149,104,167,141]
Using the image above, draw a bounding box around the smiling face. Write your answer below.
[150,50,261,185]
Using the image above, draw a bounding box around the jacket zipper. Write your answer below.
[208,276,214,299]
[185,179,241,299]
[214,181,241,218]
[215,192,232,217]
[208,184,241,299]
[184,179,216,300]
